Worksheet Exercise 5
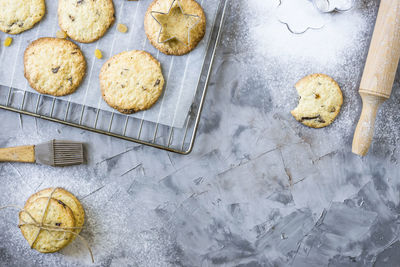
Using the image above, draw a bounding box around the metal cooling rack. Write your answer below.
[0,0,228,155]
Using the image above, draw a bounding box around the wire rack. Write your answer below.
[0,0,228,155]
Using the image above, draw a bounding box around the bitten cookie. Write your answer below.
[100,50,165,114]
[58,0,115,43]
[24,37,86,96]
[19,197,76,253]
[144,0,206,56]
[0,0,45,34]
[26,188,85,236]
[291,74,343,128]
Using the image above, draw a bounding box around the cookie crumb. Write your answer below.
[56,30,68,39]
[117,23,128,33]
[4,37,12,47]
[95,49,103,59]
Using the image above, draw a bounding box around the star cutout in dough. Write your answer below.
[151,0,200,46]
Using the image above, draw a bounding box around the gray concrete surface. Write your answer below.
[1,0,400,266]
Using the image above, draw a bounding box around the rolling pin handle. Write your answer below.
[352,93,386,156]
[352,0,400,155]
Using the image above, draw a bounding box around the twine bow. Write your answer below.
[0,188,94,263]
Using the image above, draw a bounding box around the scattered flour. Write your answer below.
[247,0,370,65]
[219,0,400,156]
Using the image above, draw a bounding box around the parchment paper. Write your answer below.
[0,0,218,128]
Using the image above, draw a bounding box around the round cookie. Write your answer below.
[58,0,115,43]
[24,37,86,96]
[144,0,206,55]
[0,0,45,34]
[291,73,343,128]
[100,50,165,114]
[19,197,76,253]
[26,188,85,235]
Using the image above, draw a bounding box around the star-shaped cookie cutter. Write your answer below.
[150,0,201,47]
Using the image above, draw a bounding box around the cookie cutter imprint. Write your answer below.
[277,0,354,34]
[150,0,201,47]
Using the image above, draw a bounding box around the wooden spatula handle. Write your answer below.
[352,0,400,156]
[0,145,35,163]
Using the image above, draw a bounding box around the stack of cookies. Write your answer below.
[19,188,85,253]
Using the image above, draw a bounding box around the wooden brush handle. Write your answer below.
[352,0,400,156]
[0,145,35,163]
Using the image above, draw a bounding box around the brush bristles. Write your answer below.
[53,140,84,167]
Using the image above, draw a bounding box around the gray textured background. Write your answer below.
[1,0,400,266]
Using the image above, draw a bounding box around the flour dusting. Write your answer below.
[219,0,399,156]
[243,0,372,65]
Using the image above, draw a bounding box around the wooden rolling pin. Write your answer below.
[352,0,400,156]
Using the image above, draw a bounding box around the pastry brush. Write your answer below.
[0,140,84,166]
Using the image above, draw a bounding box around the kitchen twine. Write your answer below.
[0,188,94,263]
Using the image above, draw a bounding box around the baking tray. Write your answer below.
[0,0,228,154]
